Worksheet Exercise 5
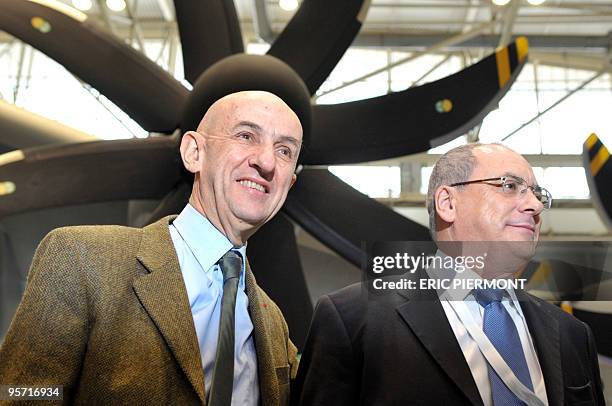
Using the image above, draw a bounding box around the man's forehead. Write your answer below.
[219,90,289,111]
[224,91,299,121]
[473,145,535,180]
[198,90,302,134]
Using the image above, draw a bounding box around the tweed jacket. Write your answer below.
[0,216,298,405]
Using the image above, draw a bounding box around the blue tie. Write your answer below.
[473,289,533,406]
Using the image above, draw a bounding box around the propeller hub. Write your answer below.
[181,54,311,160]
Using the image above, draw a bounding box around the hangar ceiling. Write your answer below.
[1,1,609,78]
[3,1,609,61]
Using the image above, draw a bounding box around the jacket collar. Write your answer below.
[245,264,282,406]
[394,270,485,406]
[133,215,207,404]
[133,215,281,405]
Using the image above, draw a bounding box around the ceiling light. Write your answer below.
[71,0,92,11]
[279,0,298,12]
[492,0,511,5]
[527,0,546,5]
[105,0,126,12]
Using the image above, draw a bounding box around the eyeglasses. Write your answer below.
[449,175,553,209]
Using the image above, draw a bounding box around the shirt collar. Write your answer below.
[172,203,247,274]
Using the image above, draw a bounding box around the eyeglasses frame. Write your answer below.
[448,175,553,209]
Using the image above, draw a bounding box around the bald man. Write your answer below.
[294,144,604,405]
[0,91,301,405]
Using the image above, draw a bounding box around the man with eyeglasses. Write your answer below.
[293,143,604,405]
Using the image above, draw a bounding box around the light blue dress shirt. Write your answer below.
[169,204,259,406]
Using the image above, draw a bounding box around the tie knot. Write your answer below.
[473,288,504,307]
[219,250,242,281]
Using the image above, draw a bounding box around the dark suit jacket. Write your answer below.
[293,277,605,406]
[0,216,297,405]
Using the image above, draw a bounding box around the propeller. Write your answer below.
[0,0,529,348]
[0,0,528,162]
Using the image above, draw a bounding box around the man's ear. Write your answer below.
[289,173,297,188]
[179,131,202,174]
[434,185,456,224]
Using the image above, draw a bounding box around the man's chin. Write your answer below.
[495,238,537,260]
[234,208,275,229]
[504,224,539,240]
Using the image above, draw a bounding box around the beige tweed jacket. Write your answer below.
[0,216,298,405]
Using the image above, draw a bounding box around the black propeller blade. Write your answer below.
[0,137,182,218]
[284,168,431,267]
[0,0,188,133]
[583,133,612,230]
[174,0,244,84]
[267,0,370,95]
[304,38,529,164]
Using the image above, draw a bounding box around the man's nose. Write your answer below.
[520,187,544,215]
[249,145,276,179]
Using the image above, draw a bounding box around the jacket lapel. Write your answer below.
[132,216,207,405]
[395,274,484,406]
[245,262,280,406]
[516,290,563,406]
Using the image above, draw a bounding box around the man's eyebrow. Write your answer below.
[276,135,300,149]
[503,172,538,186]
[233,121,263,132]
[234,121,300,148]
